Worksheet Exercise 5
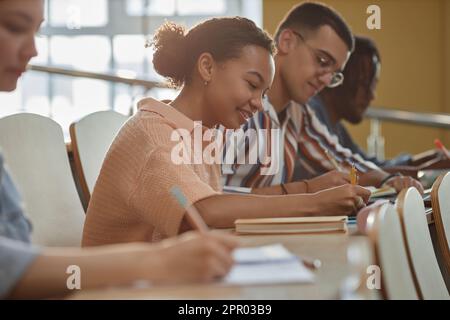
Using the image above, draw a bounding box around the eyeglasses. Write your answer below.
[291,30,344,88]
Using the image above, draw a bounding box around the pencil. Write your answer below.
[350,163,358,185]
[170,186,209,233]
[324,149,344,172]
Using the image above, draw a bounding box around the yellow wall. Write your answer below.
[445,1,450,144]
[263,0,449,158]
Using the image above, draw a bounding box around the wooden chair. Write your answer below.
[69,110,128,206]
[396,187,449,299]
[431,172,450,290]
[0,113,85,246]
[366,202,418,299]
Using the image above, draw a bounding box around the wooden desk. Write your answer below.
[69,226,378,300]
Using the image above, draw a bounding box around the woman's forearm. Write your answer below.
[8,243,159,299]
[251,184,284,195]
[251,181,307,195]
[196,193,319,228]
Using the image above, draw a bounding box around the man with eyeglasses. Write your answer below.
[306,35,449,179]
[222,2,424,197]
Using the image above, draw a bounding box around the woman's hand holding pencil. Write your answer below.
[154,231,239,283]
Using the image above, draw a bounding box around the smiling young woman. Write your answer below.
[0,0,239,300]
[82,17,371,247]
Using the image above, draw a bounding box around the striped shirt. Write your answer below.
[222,97,380,188]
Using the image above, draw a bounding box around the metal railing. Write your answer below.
[365,107,450,129]
[29,64,167,90]
[364,107,449,159]
[30,64,450,129]
[30,64,450,128]
[29,64,450,158]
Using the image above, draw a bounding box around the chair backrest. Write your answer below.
[366,203,418,299]
[396,187,449,299]
[69,110,128,204]
[431,172,450,289]
[0,113,85,246]
[340,239,380,300]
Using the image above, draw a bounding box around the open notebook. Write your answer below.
[366,186,397,199]
[222,244,315,285]
[235,216,348,235]
[127,244,315,290]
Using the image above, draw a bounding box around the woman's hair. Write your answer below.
[151,17,275,88]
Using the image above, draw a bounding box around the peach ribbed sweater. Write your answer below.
[82,98,221,246]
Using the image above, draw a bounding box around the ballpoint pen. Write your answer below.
[299,256,322,270]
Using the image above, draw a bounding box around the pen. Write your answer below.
[434,138,450,160]
[324,149,344,172]
[170,186,209,233]
[300,256,322,270]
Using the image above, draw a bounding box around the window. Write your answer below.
[49,0,108,28]
[177,0,226,16]
[0,0,262,138]
[126,0,226,16]
[51,36,111,71]
[126,0,176,16]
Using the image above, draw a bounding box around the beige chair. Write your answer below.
[339,239,380,300]
[366,202,418,299]
[0,113,85,246]
[69,110,128,205]
[431,172,450,290]
[396,187,449,299]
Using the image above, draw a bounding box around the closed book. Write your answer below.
[235,216,348,235]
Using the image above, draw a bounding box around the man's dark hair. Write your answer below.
[342,35,380,91]
[274,2,354,52]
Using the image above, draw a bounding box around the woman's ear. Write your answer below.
[197,52,214,84]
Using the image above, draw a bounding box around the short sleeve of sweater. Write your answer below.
[128,120,219,238]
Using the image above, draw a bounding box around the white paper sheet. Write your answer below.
[222,244,315,285]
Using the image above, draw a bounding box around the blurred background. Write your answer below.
[0,0,448,159]
[264,0,450,160]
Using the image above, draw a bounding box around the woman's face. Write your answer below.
[0,0,44,91]
[204,45,275,129]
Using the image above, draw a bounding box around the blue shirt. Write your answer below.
[0,152,39,298]
[0,153,33,242]
[307,96,412,167]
